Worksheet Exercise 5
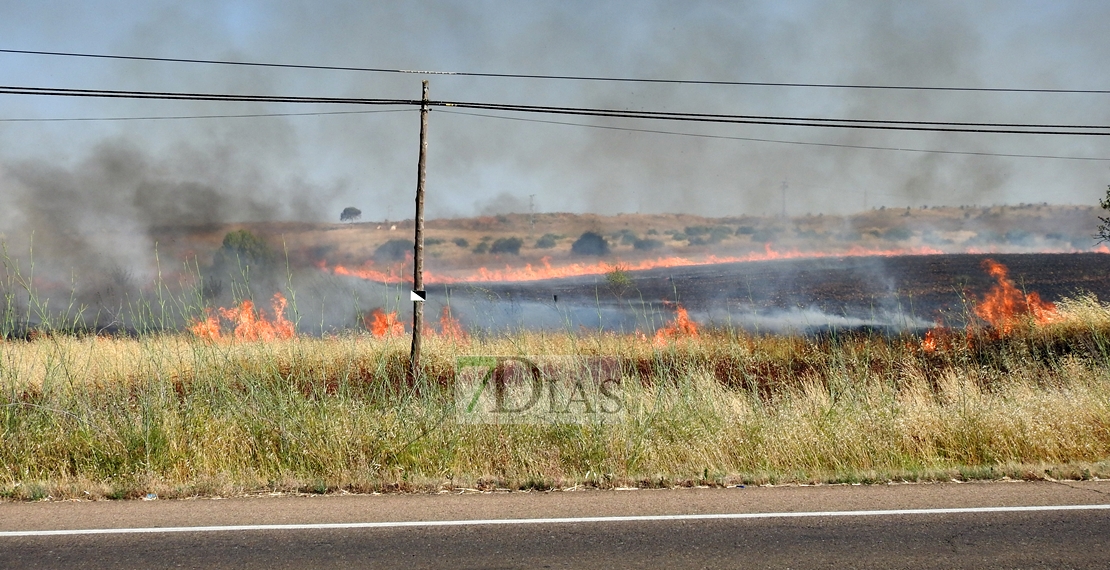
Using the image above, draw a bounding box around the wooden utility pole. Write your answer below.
[410,80,429,381]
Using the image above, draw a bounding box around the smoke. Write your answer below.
[1,2,1107,223]
[0,139,326,276]
[2,1,1109,333]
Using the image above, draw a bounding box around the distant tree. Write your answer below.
[1098,186,1110,243]
[340,207,362,223]
[453,237,469,248]
[633,238,662,251]
[571,231,610,256]
[490,237,523,255]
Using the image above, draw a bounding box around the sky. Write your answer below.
[1,0,1109,234]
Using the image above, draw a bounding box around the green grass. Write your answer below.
[3,294,1110,500]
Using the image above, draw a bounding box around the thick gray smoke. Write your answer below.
[0,139,322,274]
[1,1,1109,333]
[2,1,1108,224]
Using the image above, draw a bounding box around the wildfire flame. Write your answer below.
[364,308,405,337]
[190,293,295,341]
[320,244,949,285]
[654,302,699,344]
[921,329,938,353]
[973,259,1057,334]
[434,306,467,341]
[921,259,1058,351]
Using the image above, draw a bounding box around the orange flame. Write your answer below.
[190,310,222,341]
[921,329,938,353]
[654,302,699,344]
[364,308,405,337]
[435,306,467,341]
[973,259,1057,335]
[320,244,951,285]
[190,293,295,341]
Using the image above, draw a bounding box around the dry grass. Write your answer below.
[3,296,1110,500]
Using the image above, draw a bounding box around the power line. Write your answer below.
[3,84,1110,135]
[436,101,1110,135]
[439,109,1110,162]
[0,85,417,105]
[2,48,1108,94]
[0,108,411,122]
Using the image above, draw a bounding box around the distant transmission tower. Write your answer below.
[780,179,788,218]
[529,194,536,236]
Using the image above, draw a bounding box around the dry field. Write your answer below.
[2,291,1110,500]
[3,205,1110,500]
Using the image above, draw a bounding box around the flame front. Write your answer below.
[320,244,949,285]
[190,293,295,341]
[364,308,405,337]
[655,302,699,344]
[973,259,1057,334]
[434,306,467,341]
[922,258,1058,350]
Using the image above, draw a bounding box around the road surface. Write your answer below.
[2,480,1108,569]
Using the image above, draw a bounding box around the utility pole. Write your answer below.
[409,80,429,381]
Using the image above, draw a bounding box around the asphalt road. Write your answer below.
[3,481,1109,569]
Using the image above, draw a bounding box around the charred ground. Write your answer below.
[454,253,1110,332]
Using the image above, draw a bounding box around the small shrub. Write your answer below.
[535,234,559,249]
[606,266,633,290]
[490,237,523,255]
[213,229,274,269]
[374,239,412,263]
[472,242,489,254]
[425,237,445,246]
[571,232,610,256]
[453,237,469,248]
[633,238,662,251]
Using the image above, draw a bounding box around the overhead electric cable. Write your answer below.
[2,84,1109,135]
[2,48,1108,94]
[440,109,1110,162]
[0,85,416,105]
[434,100,1110,132]
[0,108,411,122]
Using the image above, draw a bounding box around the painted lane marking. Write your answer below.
[2,503,1108,537]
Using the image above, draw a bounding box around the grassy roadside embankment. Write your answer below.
[3,294,1110,500]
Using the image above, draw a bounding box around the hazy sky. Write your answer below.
[1,0,1109,228]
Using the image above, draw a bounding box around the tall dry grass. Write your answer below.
[2,296,1110,499]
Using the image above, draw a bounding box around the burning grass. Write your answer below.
[3,288,1110,499]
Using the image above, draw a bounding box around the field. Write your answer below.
[3,206,1110,499]
[3,284,1110,499]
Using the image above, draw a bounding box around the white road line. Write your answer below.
[2,504,1108,537]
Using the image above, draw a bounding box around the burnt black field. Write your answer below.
[430,253,1110,333]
